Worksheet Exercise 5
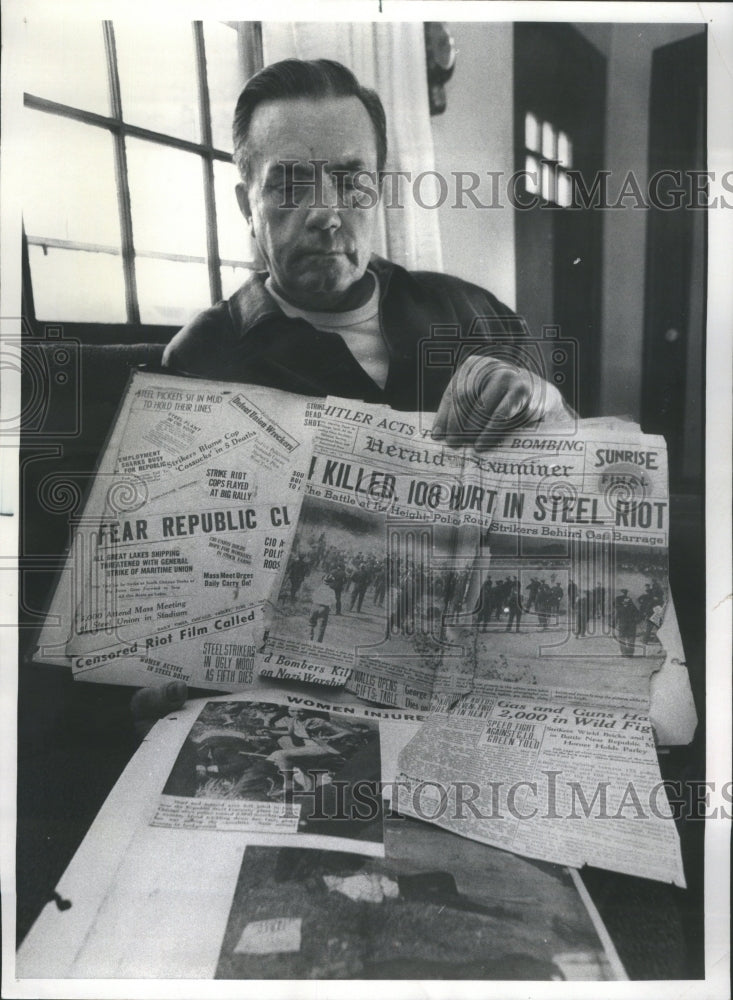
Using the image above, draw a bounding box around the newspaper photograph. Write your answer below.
[259,492,479,706]
[255,395,492,705]
[215,816,621,980]
[151,697,385,852]
[456,534,670,713]
[395,693,686,887]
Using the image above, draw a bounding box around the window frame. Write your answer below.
[22,19,262,339]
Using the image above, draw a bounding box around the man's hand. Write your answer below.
[431,355,572,451]
[130,681,188,740]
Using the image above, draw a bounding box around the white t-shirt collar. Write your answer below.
[264,270,379,328]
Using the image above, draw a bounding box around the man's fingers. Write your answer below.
[473,385,533,451]
[434,382,485,443]
[433,355,506,441]
[130,680,188,721]
[431,382,454,440]
[442,368,525,446]
[433,356,569,451]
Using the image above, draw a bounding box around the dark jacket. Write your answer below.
[162,255,528,411]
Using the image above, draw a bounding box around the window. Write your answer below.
[22,19,262,330]
[523,111,573,207]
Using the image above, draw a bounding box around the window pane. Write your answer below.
[541,122,557,161]
[524,155,540,195]
[541,162,554,203]
[23,17,109,115]
[524,112,540,152]
[127,140,207,257]
[558,131,572,168]
[23,111,122,248]
[114,21,199,141]
[213,160,254,263]
[204,22,244,151]
[136,258,210,325]
[557,170,572,208]
[29,246,126,322]
[221,264,254,299]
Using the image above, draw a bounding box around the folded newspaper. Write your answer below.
[35,370,695,739]
[32,371,696,885]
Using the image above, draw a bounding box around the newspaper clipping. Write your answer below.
[395,693,686,886]
[149,690,425,856]
[34,372,321,689]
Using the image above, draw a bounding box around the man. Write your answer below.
[614,588,639,658]
[348,558,371,614]
[477,575,493,632]
[162,58,569,450]
[284,550,309,601]
[308,573,334,643]
[505,578,522,634]
[324,559,347,615]
[574,589,591,639]
[136,57,570,727]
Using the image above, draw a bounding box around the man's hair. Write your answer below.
[232,58,388,182]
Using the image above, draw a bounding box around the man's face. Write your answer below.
[237,95,381,311]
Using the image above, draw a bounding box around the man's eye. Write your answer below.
[276,182,308,206]
[334,174,360,206]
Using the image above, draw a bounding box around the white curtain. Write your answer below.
[262,21,443,273]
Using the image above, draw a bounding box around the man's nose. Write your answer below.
[306,171,343,230]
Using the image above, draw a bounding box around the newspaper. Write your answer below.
[34,371,322,690]
[259,395,676,718]
[31,380,692,886]
[395,693,686,887]
[35,378,692,732]
[257,396,488,704]
[148,686,685,887]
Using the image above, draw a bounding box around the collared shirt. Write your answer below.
[162,255,527,412]
[264,270,388,389]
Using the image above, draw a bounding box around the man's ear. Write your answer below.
[235,183,254,236]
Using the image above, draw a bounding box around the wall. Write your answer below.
[432,21,705,421]
[575,21,705,419]
[430,23,516,308]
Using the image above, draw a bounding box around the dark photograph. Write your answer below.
[216,816,617,980]
[162,699,383,844]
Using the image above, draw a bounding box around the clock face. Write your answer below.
[426,22,456,74]
[425,22,456,116]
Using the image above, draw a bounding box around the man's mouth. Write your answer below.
[299,249,357,264]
